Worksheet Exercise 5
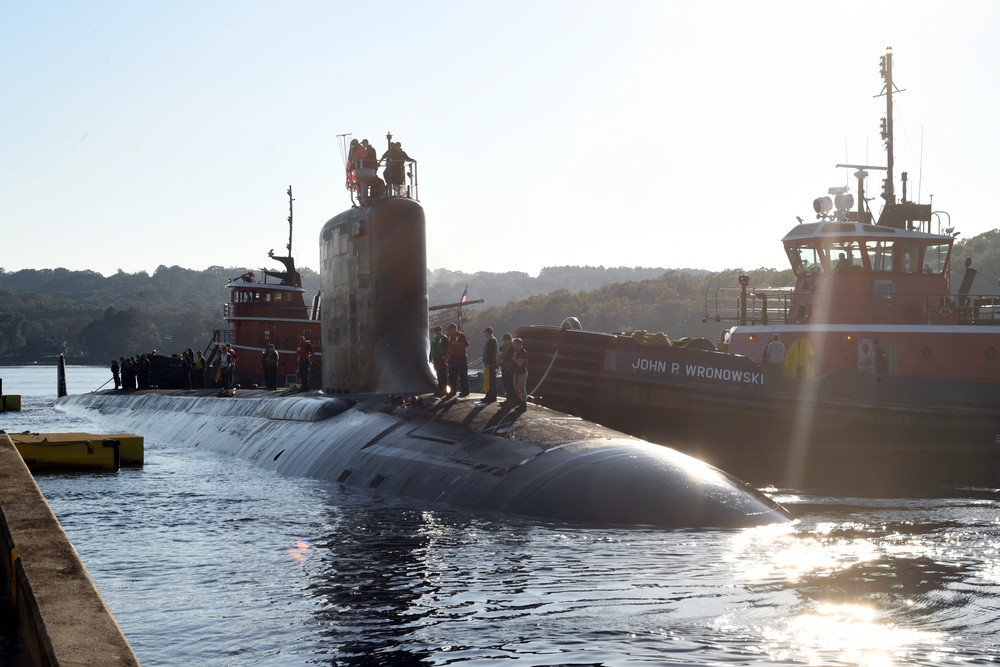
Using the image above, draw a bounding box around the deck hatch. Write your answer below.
[459,436,493,455]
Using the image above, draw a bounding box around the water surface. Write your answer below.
[2,365,998,665]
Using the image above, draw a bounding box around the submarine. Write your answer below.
[56,154,789,528]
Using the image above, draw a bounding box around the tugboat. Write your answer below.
[211,186,322,388]
[516,48,1000,491]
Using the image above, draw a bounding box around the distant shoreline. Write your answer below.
[0,354,105,367]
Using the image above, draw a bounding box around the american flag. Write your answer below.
[458,285,468,323]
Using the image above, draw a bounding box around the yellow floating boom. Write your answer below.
[5,432,144,472]
[55,432,144,466]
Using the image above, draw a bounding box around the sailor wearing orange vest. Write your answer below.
[296,336,315,392]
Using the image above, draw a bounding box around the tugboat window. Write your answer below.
[827,241,862,273]
[866,240,894,272]
[900,243,918,273]
[923,243,950,274]
[788,244,823,276]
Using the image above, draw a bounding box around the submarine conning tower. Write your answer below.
[320,197,437,394]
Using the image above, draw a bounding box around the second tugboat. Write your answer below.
[516,48,1000,491]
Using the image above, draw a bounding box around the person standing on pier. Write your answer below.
[480,327,498,404]
[511,337,528,409]
[262,343,279,391]
[111,358,121,390]
[182,347,195,389]
[429,325,449,396]
[196,351,207,388]
[121,356,133,391]
[498,333,515,401]
[446,323,470,397]
[215,345,230,388]
[296,336,315,392]
[226,344,239,388]
[138,354,151,390]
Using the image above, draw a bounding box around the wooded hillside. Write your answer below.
[2,229,998,363]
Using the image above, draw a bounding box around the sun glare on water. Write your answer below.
[722,521,948,665]
[763,603,944,666]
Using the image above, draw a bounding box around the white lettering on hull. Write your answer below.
[631,357,763,385]
[630,358,670,373]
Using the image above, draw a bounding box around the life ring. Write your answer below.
[937,295,955,318]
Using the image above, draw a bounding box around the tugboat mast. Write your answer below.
[877,46,902,207]
[834,48,905,226]
[265,186,301,287]
[285,185,294,256]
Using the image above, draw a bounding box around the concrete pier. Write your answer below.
[0,433,141,666]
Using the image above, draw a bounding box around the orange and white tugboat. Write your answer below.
[517,48,1000,490]
[214,186,322,388]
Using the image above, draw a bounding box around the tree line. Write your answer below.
[2,229,998,363]
[0,264,320,363]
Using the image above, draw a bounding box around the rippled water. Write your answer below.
[3,365,1000,665]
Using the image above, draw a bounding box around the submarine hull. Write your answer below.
[56,390,790,528]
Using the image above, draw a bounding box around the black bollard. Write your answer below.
[58,354,67,398]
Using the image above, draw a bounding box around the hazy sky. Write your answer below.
[4,2,999,281]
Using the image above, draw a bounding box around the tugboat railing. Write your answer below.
[223,302,320,321]
[704,287,1000,327]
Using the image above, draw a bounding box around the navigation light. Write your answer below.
[813,197,833,214]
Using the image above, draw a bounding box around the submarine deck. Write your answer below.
[104,388,634,448]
